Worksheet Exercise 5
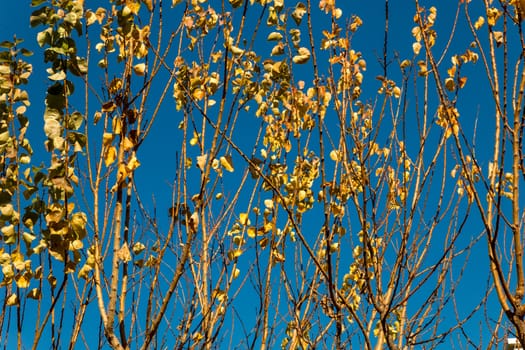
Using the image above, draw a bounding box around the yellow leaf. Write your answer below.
[412,42,422,55]
[239,213,250,226]
[458,76,467,89]
[15,273,30,288]
[292,47,311,64]
[272,249,285,263]
[95,8,106,24]
[102,101,117,113]
[105,146,117,167]
[142,0,153,11]
[230,45,245,56]
[125,1,141,15]
[93,111,102,125]
[227,249,243,260]
[6,294,18,306]
[117,242,132,262]
[85,10,97,26]
[474,16,485,29]
[229,0,243,8]
[197,154,207,171]
[445,78,455,92]
[330,150,340,161]
[247,227,257,238]
[123,136,134,151]
[70,212,87,239]
[70,239,83,251]
[392,86,401,98]
[78,264,93,279]
[133,63,147,76]
[220,155,234,172]
[126,156,141,172]
[102,132,114,146]
[267,32,283,41]
[27,288,41,300]
[190,131,199,146]
[112,117,122,134]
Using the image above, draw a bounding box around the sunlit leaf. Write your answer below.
[78,264,92,279]
[142,0,153,11]
[474,16,485,30]
[239,212,250,226]
[220,155,234,172]
[102,101,117,113]
[291,3,307,25]
[133,63,147,76]
[267,32,283,41]
[105,146,117,166]
[70,212,87,239]
[117,242,132,262]
[230,45,245,56]
[27,288,41,300]
[44,117,62,139]
[6,294,18,306]
[493,31,503,47]
[292,47,311,64]
[412,42,422,55]
[132,242,146,254]
[85,10,97,26]
[48,70,66,81]
[15,274,30,288]
[126,156,141,172]
[197,154,207,171]
[445,77,456,91]
[229,0,243,8]
[228,249,243,260]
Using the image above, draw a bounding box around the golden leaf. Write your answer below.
[117,242,132,262]
[445,78,455,92]
[197,154,208,171]
[239,213,250,226]
[227,249,243,260]
[133,63,146,76]
[292,47,311,64]
[27,288,41,300]
[267,32,283,41]
[220,156,234,172]
[474,16,485,29]
[102,132,114,146]
[15,273,30,288]
[105,146,117,167]
[6,294,18,306]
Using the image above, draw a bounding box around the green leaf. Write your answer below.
[30,7,50,27]
[36,29,49,47]
[20,48,33,57]
[0,41,14,49]
[31,0,47,6]
[68,57,88,76]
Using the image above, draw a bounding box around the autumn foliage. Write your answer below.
[0,0,525,349]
